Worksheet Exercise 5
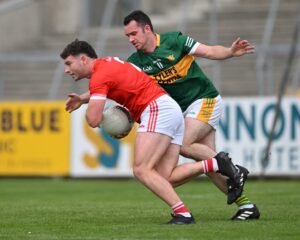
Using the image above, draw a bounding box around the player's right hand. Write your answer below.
[110,130,131,139]
[65,93,83,113]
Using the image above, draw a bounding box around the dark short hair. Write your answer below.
[123,10,154,32]
[60,39,98,59]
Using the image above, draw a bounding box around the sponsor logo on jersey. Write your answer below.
[142,66,153,72]
[150,55,194,85]
[151,66,181,84]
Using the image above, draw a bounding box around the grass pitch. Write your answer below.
[0,178,299,240]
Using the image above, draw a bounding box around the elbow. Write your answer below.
[88,121,99,128]
[86,115,102,128]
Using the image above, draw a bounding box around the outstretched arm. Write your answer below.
[192,37,255,60]
[65,91,90,113]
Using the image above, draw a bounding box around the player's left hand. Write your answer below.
[231,37,255,57]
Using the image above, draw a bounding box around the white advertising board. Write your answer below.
[71,97,300,177]
[70,105,136,177]
[215,97,300,176]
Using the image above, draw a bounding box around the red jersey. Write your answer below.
[89,57,166,122]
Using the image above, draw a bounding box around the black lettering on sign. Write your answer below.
[0,139,15,153]
[17,111,27,132]
[31,110,45,131]
[0,108,62,133]
[1,110,13,132]
[50,109,60,132]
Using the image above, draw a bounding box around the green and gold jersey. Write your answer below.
[127,32,219,112]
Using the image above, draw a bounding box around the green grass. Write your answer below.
[0,179,299,240]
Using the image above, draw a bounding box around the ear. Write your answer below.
[80,55,87,64]
[144,24,152,33]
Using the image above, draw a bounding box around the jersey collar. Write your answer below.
[155,34,160,47]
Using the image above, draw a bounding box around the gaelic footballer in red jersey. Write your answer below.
[60,39,196,224]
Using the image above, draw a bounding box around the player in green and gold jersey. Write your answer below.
[123,10,260,221]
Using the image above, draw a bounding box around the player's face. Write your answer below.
[124,20,150,51]
[63,55,87,81]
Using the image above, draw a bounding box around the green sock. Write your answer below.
[235,194,253,208]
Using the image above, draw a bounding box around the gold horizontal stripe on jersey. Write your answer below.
[150,55,195,84]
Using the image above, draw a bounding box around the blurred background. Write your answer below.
[0,0,300,99]
[0,0,299,178]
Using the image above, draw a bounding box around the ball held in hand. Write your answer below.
[101,105,134,137]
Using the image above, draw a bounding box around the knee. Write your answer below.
[167,177,177,187]
[180,144,192,158]
[133,165,148,182]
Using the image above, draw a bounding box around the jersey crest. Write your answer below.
[167,54,175,61]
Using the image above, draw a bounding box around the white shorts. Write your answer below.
[138,94,184,145]
[183,95,223,129]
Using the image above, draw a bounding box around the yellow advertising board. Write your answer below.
[0,101,70,176]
